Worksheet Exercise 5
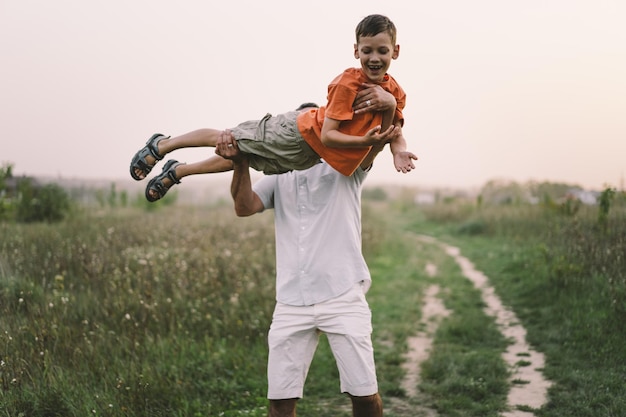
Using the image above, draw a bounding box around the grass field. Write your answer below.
[1,191,625,416]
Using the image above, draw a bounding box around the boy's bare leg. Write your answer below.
[176,155,234,178]
[350,393,383,417]
[158,128,222,155]
[145,155,234,200]
[133,129,224,180]
[269,399,298,417]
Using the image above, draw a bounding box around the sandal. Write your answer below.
[130,133,169,180]
[145,159,184,202]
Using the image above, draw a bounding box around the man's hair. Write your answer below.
[355,14,396,45]
[295,102,319,111]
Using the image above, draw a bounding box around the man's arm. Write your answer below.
[215,130,265,217]
[360,143,386,170]
[353,83,397,114]
[354,83,397,132]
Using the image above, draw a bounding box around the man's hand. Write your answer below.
[393,151,418,173]
[215,129,244,161]
[353,83,396,114]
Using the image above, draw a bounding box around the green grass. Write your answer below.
[1,193,625,416]
[418,196,626,417]
[0,205,277,416]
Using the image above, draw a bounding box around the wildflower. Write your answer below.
[230,293,239,304]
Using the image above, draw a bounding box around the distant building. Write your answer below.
[566,189,599,205]
[414,192,436,205]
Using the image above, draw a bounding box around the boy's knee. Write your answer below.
[350,393,382,417]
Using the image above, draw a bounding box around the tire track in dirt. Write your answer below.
[397,280,449,417]
[402,282,451,398]
[412,235,552,416]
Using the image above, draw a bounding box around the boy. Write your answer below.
[130,14,417,201]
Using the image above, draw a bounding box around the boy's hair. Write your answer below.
[355,14,396,45]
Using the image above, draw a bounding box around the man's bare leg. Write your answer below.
[269,398,298,417]
[350,393,383,417]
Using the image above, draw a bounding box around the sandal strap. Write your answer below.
[130,133,170,180]
[165,166,181,184]
[146,133,168,161]
[145,160,182,202]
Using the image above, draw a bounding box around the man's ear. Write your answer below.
[354,43,359,59]
[393,44,400,60]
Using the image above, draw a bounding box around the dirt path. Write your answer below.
[401,275,451,398]
[405,235,553,416]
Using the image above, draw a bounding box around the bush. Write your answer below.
[16,179,71,223]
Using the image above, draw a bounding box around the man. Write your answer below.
[216,87,415,417]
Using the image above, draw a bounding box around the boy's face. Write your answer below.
[354,32,399,83]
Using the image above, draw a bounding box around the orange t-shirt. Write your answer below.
[297,68,406,176]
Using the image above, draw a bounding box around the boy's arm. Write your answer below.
[320,117,398,148]
[389,127,418,173]
[321,84,399,148]
[355,84,417,172]
[360,143,387,170]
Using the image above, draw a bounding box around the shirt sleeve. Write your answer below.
[252,175,276,210]
[325,82,356,122]
[393,81,406,127]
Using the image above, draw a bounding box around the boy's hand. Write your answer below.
[393,151,418,173]
[363,124,401,146]
[353,83,396,114]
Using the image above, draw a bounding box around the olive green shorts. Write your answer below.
[230,111,321,175]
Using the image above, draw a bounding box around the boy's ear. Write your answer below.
[393,44,400,60]
[354,43,359,59]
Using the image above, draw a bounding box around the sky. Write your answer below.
[2,0,625,191]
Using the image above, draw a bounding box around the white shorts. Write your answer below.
[267,282,378,399]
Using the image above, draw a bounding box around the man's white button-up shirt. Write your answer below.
[253,162,371,306]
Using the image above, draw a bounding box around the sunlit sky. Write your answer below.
[2,0,625,191]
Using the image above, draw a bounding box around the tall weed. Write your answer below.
[0,205,277,415]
